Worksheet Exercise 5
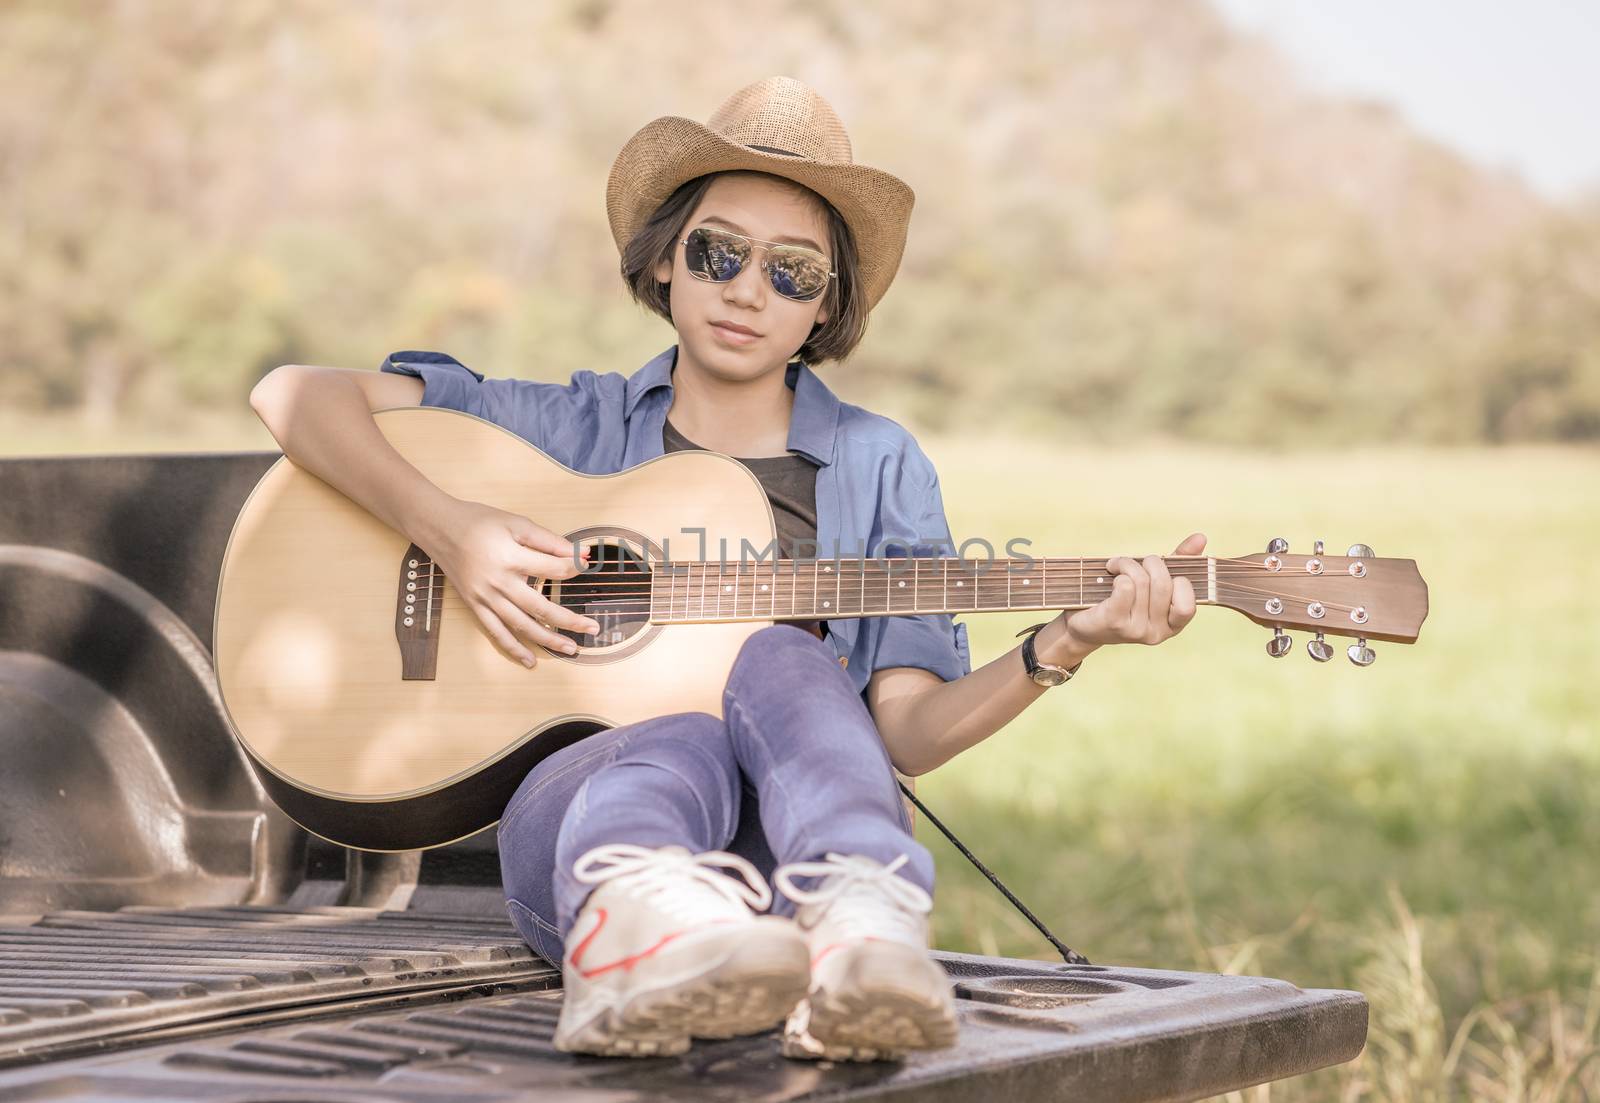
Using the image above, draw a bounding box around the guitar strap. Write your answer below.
[896,779,1090,965]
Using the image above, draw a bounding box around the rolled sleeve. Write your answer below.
[379,350,488,414]
[378,350,602,468]
[866,445,972,684]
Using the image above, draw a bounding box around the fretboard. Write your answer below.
[649,556,1216,623]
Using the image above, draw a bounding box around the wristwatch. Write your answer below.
[1016,620,1084,687]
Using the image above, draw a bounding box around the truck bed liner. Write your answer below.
[0,904,1365,1102]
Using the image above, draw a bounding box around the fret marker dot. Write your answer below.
[823,601,831,608]
[956,580,964,587]
[897,580,906,588]
[1022,579,1030,585]
[1097,576,1106,584]
[760,584,768,592]
[724,585,733,592]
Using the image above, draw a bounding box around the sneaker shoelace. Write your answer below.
[774,852,932,942]
[572,843,774,925]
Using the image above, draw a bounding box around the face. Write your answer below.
[652,172,832,383]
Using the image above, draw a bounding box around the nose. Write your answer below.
[722,246,771,307]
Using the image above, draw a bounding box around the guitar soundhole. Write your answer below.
[549,534,655,651]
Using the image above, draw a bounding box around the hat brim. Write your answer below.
[606,115,915,312]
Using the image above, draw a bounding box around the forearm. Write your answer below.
[249,366,456,549]
[879,616,1098,776]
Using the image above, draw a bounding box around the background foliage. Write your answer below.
[4,0,1598,442]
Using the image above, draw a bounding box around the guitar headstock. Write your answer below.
[1215,539,1428,665]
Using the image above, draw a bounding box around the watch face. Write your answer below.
[1031,667,1067,687]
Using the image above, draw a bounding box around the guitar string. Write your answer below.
[423,580,1370,625]
[402,556,1372,622]
[402,563,1322,595]
[417,567,1332,603]
[410,566,1367,612]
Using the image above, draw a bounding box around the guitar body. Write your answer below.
[215,407,776,851]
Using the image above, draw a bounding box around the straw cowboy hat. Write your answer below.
[605,76,916,311]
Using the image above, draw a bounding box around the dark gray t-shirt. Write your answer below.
[663,416,826,640]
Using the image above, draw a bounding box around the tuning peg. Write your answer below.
[1307,632,1334,662]
[1266,628,1292,657]
[1347,638,1375,667]
[1313,539,1325,556]
[1346,544,1374,558]
[1266,537,1289,554]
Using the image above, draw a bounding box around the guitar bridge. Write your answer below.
[396,543,441,680]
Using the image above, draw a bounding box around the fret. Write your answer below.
[753,559,772,620]
[948,558,981,612]
[1013,555,1046,609]
[840,558,862,616]
[886,558,914,614]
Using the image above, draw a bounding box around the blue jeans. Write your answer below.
[497,623,934,964]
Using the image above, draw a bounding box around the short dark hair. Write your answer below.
[619,170,870,365]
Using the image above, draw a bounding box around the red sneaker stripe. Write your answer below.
[569,911,739,980]
[811,935,881,968]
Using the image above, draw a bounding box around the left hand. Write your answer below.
[1053,532,1208,653]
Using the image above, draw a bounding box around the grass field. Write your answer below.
[6,412,1596,1100]
[918,434,1600,1101]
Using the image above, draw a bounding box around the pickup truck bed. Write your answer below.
[0,451,1368,1101]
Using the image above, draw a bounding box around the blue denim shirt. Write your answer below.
[380,345,972,699]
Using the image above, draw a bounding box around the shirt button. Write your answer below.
[839,656,849,669]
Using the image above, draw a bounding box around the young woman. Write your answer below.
[250,76,1205,1062]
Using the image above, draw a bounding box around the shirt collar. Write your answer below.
[625,344,840,467]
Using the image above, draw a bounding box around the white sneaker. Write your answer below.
[774,852,958,1061]
[553,843,810,1057]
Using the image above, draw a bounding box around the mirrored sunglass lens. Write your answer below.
[687,228,746,281]
[769,250,828,300]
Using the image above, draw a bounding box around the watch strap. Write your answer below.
[1016,621,1083,686]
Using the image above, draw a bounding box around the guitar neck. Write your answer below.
[648,556,1218,623]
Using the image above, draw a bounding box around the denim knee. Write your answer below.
[735,623,833,665]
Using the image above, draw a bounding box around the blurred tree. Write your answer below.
[1,0,1596,443]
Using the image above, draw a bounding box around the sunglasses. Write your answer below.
[679,225,836,303]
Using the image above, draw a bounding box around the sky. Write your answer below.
[1211,0,1600,199]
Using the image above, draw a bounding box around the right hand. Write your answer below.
[426,498,601,668]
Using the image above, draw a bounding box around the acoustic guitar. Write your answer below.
[214,407,1429,851]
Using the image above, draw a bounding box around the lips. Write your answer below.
[712,321,760,337]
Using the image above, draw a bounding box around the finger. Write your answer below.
[1109,556,1149,638]
[472,598,537,668]
[1144,554,1172,641]
[1169,575,1197,632]
[1171,532,1207,556]
[514,521,589,575]
[503,583,599,642]
[516,541,588,581]
[1102,559,1137,622]
[495,593,580,656]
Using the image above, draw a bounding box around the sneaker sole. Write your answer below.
[802,942,957,1057]
[555,920,810,1057]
